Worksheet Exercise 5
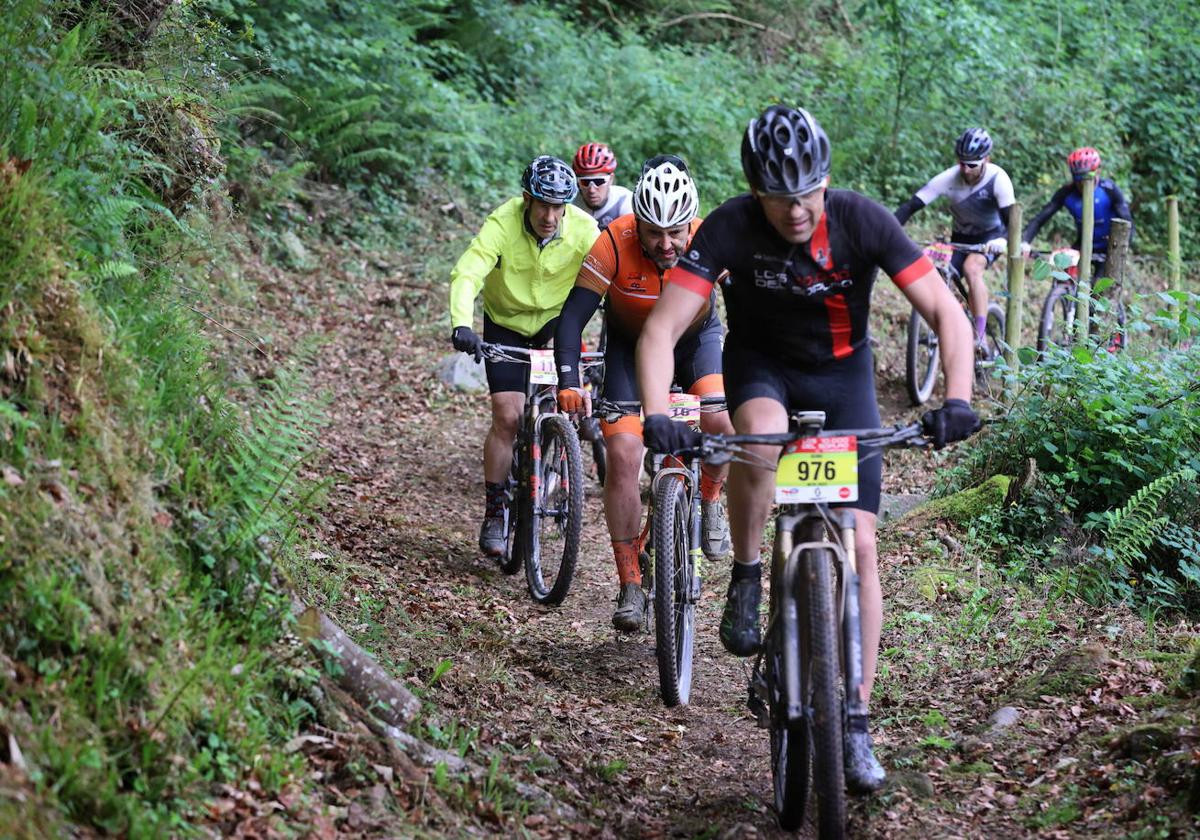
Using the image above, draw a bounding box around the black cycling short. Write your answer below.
[601,312,724,403]
[723,334,883,515]
[482,315,557,394]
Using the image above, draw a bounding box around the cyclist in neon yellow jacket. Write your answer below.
[449,155,600,558]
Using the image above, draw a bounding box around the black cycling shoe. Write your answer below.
[844,716,886,794]
[719,575,762,656]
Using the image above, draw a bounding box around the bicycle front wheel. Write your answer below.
[653,475,696,707]
[498,446,523,575]
[524,415,584,606]
[802,541,847,839]
[768,615,811,830]
[592,437,607,488]
[905,306,939,406]
[1037,283,1075,354]
[975,302,1006,396]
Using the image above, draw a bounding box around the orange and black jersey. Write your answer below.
[671,190,931,366]
[575,214,711,338]
[554,213,714,389]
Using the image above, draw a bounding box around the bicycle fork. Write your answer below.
[771,510,868,725]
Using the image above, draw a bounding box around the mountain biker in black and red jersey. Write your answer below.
[572,142,634,231]
[448,156,599,560]
[1020,147,1134,275]
[554,155,734,632]
[894,128,1016,346]
[635,105,979,793]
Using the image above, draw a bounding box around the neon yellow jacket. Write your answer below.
[449,197,599,337]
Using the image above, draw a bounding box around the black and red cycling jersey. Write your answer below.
[671,190,932,366]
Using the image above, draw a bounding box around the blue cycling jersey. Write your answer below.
[1023,178,1133,254]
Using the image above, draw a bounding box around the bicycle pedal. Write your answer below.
[748,670,770,729]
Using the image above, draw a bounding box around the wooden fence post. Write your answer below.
[1004,202,1024,373]
[1076,174,1096,344]
[1167,195,1181,295]
[1107,218,1132,352]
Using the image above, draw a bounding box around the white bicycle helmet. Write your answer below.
[633,155,699,228]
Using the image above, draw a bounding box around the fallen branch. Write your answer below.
[655,12,794,41]
[384,725,578,821]
[296,605,421,728]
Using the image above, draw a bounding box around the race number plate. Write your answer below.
[667,392,701,428]
[923,242,953,269]
[775,436,858,504]
[529,349,556,385]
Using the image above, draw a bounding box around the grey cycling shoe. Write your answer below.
[844,716,887,794]
[478,516,506,558]
[612,583,648,633]
[701,499,732,560]
[719,573,762,656]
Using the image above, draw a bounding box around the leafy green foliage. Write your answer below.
[0,2,328,833]
[203,0,1200,262]
[940,340,1200,612]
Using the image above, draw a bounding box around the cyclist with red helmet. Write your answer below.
[449,155,600,559]
[1021,147,1134,275]
[636,106,978,792]
[554,155,734,631]
[572,142,634,230]
[894,127,1016,347]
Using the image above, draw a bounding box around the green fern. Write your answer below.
[94,260,138,281]
[1104,468,1197,569]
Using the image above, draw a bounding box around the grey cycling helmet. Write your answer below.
[955,128,993,161]
[741,105,831,195]
[521,155,578,204]
[633,156,699,228]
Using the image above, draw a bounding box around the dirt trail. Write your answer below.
[230,237,1192,838]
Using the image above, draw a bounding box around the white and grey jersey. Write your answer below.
[575,185,633,230]
[914,163,1015,240]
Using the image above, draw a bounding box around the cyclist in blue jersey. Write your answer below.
[894,128,1015,347]
[635,105,979,793]
[1021,147,1134,276]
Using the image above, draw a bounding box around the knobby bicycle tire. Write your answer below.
[975,302,1006,397]
[905,307,939,406]
[524,415,584,606]
[769,625,811,830]
[653,476,695,707]
[592,437,607,488]
[801,532,847,839]
[1037,283,1076,354]
[498,444,523,575]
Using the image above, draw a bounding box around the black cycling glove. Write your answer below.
[921,398,981,449]
[643,413,700,455]
[451,326,483,363]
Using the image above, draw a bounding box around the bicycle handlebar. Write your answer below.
[592,396,729,423]
[480,342,604,365]
[925,241,988,254]
[684,420,928,467]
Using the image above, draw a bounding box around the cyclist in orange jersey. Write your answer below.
[555,155,734,631]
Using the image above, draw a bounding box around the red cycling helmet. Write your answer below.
[1067,147,1102,176]
[573,142,617,176]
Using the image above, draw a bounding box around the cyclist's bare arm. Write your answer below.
[637,283,708,417]
[899,268,974,402]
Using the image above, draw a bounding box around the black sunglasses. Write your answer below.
[579,176,609,187]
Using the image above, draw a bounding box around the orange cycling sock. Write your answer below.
[699,464,724,503]
[612,539,641,586]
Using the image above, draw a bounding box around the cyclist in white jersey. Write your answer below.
[894,128,1015,345]
[572,142,634,230]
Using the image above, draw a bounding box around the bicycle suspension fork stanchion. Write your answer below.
[833,508,869,720]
